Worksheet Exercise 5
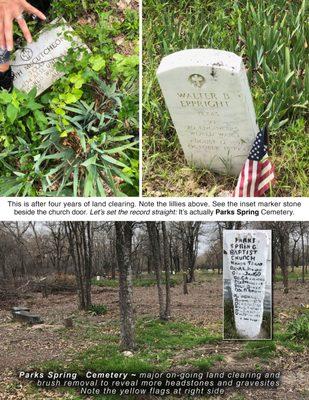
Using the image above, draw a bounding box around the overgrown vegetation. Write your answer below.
[239,341,277,361]
[88,304,108,315]
[143,0,308,196]
[0,0,139,196]
[285,310,309,342]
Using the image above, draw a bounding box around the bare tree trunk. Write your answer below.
[84,222,93,307]
[161,222,171,320]
[180,230,188,294]
[64,222,93,310]
[300,222,305,283]
[115,222,135,350]
[110,236,117,280]
[305,233,309,274]
[147,256,151,275]
[183,272,188,295]
[146,222,165,319]
[30,222,45,274]
[186,222,201,283]
[278,234,289,293]
[1,254,7,280]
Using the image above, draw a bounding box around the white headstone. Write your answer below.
[157,49,259,176]
[223,230,272,339]
[12,19,89,96]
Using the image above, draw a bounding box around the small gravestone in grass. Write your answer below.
[12,18,89,96]
[157,49,259,176]
[11,307,43,325]
[11,306,30,315]
[223,230,272,339]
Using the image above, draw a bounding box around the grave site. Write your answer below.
[142,0,308,197]
[156,49,258,177]
[0,221,308,399]
[0,0,139,197]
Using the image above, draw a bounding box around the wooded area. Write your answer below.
[1,221,308,344]
[0,221,308,399]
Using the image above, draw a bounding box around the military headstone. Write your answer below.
[223,230,272,339]
[12,18,89,96]
[157,49,259,175]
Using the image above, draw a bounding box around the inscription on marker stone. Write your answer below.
[157,49,259,175]
[223,230,272,339]
[12,19,89,96]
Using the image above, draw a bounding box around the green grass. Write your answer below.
[38,317,220,375]
[143,0,308,197]
[274,268,307,282]
[285,310,309,342]
[238,312,309,361]
[239,341,277,361]
[33,318,221,399]
[88,304,108,315]
[93,278,119,288]
[92,273,182,288]
[19,304,309,398]
[92,270,217,288]
[136,318,219,351]
[189,354,224,370]
[275,331,305,352]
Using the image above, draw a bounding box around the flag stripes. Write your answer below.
[234,128,275,197]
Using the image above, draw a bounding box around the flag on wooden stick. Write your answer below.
[234,127,275,197]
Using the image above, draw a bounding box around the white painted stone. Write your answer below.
[123,351,134,357]
[223,230,271,339]
[12,19,89,96]
[157,49,259,176]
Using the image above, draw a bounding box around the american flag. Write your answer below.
[234,127,275,197]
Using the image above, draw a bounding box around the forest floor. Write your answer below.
[0,272,308,399]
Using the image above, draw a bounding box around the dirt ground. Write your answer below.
[0,276,308,399]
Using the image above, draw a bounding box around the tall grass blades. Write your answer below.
[143,0,308,196]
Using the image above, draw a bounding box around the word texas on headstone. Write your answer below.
[12,19,89,96]
[223,230,272,340]
[157,49,259,176]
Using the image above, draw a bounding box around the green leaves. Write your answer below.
[89,55,106,72]
[6,104,18,123]
[0,91,12,105]
[233,0,307,130]
[111,53,139,84]
[0,0,139,197]
[0,89,48,147]
[0,93,138,197]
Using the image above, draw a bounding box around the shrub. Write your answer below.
[88,304,108,315]
[286,312,309,342]
[0,1,139,197]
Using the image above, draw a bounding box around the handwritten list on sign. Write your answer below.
[223,230,271,339]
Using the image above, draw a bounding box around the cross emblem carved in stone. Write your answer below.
[188,74,205,88]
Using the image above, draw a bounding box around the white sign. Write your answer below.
[223,230,272,339]
[157,49,259,176]
[12,19,88,96]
